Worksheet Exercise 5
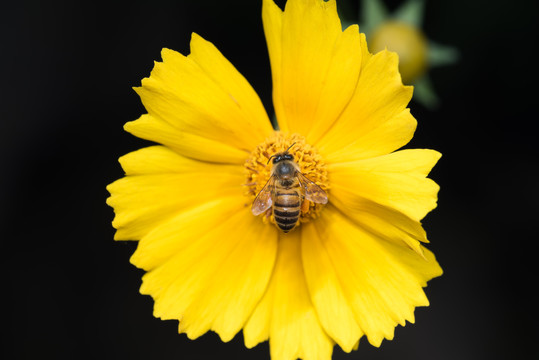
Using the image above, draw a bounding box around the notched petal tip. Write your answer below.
[122,119,138,135]
[376,48,412,90]
[189,31,204,45]
[160,47,179,62]
[344,23,359,33]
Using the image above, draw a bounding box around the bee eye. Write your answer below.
[284,154,293,161]
[273,156,281,164]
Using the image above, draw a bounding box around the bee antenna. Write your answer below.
[286,142,296,152]
[266,155,275,165]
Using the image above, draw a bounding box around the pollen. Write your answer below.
[244,132,329,228]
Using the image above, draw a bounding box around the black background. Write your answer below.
[3,0,538,359]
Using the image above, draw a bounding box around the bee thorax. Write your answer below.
[274,161,295,177]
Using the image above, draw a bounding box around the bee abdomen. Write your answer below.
[274,215,299,232]
[276,223,296,232]
[273,189,301,233]
[274,208,300,231]
[274,209,300,217]
[273,206,301,233]
[274,214,298,225]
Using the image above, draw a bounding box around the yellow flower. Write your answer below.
[106,0,442,359]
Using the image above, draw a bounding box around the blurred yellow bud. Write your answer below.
[369,21,428,84]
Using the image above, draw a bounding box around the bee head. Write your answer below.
[267,143,296,165]
[271,153,294,164]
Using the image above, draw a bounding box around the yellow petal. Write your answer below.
[125,114,248,164]
[134,35,272,157]
[118,145,229,175]
[316,207,442,347]
[318,50,415,162]
[307,26,364,145]
[330,195,428,257]
[139,205,278,342]
[301,221,363,352]
[130,196,244,271]
[106,162,245,240]
[244,231,334,360]
[262,0,284,128]
[187,33,274,139]
[329,149,441,222]
[359,30,373,69]
[262,0,363,141]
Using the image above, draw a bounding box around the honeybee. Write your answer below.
[251,144,328,233]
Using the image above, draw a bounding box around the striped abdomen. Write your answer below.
[272,185,302,233]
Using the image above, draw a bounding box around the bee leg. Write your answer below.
[301,199,310,214]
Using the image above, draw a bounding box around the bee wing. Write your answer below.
[251,176,275,216]
[297,172,328,204]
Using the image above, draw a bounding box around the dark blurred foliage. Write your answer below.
[2,0,538,359]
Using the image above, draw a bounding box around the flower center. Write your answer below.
[369,21,428,84]
[244,132,329,229]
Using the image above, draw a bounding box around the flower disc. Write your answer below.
[245,132,329,227]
